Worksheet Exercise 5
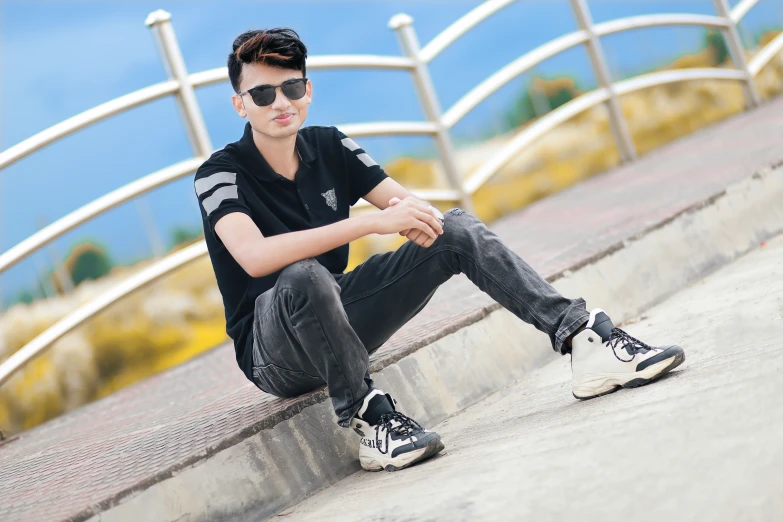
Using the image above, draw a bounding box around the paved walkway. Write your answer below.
[0,97,782,521]
[281,234,783,521]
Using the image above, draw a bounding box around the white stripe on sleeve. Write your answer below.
[356,153,378,167]
[195,171,237,196]
[201,185,239,215]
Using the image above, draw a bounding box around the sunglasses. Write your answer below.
[238,78,308,107]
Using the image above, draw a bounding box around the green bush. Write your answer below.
[67,243,113,286]
[505,76,580,131]
[170,226,203,249]
[704,29,730,65]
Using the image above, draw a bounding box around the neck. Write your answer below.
[252,128,299,180]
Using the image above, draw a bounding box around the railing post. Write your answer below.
[388,14,476,214]
[569,0,637,163]
[712,0,761,108]
[145,10,213,158]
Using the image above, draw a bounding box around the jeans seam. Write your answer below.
[278,286,359,408]
[340,216,467,304]
[255,361,322,380]
[340,248,444,305]
[447,244,555,332]
[252,288,290,369]
[341,243,554,333]
[555,308,590,348]
[256,287,283,326]
[343,402,364,425]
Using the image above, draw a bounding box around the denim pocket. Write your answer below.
[252,363,324,398]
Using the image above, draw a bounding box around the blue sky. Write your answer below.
[1,0,780,305]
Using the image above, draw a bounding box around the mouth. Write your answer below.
[273,113,295,124]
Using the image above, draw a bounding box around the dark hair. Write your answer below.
[228,28,308,93]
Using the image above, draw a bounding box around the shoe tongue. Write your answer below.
[588,310,614,343]
[360,393,394,426]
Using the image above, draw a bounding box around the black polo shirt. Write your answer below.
[193,122,388,382]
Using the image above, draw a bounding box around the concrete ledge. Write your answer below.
[90,165,783,522]
[5,96,783,522]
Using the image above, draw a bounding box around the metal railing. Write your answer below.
[1,0,781,386]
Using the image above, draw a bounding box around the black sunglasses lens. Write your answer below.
[281,79,307,100]
[248,79,306,106]
[250,86,276,107]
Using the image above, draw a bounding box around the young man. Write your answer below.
[194,28,685,473]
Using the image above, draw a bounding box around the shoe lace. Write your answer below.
[608,328,656,362]
[375,411,424,455]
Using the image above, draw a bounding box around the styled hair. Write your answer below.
[228,28,308,93]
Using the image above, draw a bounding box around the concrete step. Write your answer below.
[280,235,783,521]
[1,97,783,522]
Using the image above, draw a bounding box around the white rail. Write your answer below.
[0,243,208,386]
[0,80,179,171]
[0,158,204,274]
[1,0,780,386]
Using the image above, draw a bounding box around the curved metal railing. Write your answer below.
[1,0,780,386]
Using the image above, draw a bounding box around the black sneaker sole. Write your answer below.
[376,437,446,472]
[572,350,685,401]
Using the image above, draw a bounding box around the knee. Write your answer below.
[278,258,337,297]
[438,207,483,246]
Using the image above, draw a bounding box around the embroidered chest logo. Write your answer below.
[321,188,337,211]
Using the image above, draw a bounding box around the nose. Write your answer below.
[271,86,292,112]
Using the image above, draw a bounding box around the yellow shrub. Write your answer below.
[2,40,782,436]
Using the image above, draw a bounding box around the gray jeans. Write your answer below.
[251,208,588,428]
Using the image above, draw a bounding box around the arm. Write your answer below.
[214,212,376,278]
[361,177,416,210]
[359,171,443,217]
[337,127,444,247]
[361,177,445,245]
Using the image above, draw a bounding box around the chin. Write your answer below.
[271,126,300,139]
[273,121,303,138]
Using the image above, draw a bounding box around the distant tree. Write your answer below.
[65,242,113,286]
[704,29,730,65]
[505,91,536,131]
[15,289,35,305]
[505,75,581,131]
[169,225,204,250]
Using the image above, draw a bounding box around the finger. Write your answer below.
[406,200,441,226]
[410,230,430,248]
[410,216,438,240]
[411,221,437,237]
[420,209,444,234]
[418,229,434,246]
[428,205,445,224]
[414,210,443,237]
[389,197,401,206]
[413,234,429,247]
[407,229,424,243]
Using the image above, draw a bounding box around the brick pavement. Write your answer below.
[1,97,782,522]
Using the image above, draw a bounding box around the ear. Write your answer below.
[231,94,247,118]
[305,78,313,105]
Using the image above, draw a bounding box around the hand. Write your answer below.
[385,197,444,248]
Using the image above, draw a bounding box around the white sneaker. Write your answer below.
[349,389,445,472]
[571,309,685,400]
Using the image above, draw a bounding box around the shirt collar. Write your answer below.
[237,121,317,182]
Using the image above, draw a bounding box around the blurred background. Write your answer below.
[1,0,781,436]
